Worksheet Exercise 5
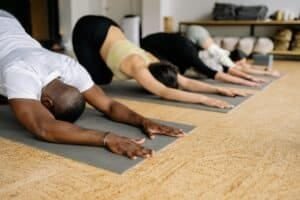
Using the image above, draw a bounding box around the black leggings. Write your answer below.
[141,33,218,79]
[72,15,119,85]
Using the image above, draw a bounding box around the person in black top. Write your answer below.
[141,32,264,87]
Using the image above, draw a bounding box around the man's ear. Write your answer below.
[41,95,54,111]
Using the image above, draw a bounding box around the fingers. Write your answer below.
[134,148,154,159]
[231,89,248,97]
[148,126,186,138]
[126,146,154,160]
[145,122,186,138]
[126,151,137,160]
[209,99,233,109]
[106,134,154,160]
[220,101,234,109]
[271,71,280,77]
[249,76,267,83]
[257,78,267,83]
[156,128,186,137]
[244,81,260,88]
[222,89,248,97]
[131,137,146,144]
[172,129,186,137]
[219,88,249,97]
[233,91,245,97]
[224,91,235,97]
[158,126,186,137]
[225,104,234,109]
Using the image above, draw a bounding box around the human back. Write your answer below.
[0,10,94,104]
[0,9,42,60]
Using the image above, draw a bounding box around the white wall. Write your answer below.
[168,0,300,22]
[58,0,106,51]
[106,0,141,24]
[164,0,300,36]
[58,0,142,51]
[59,0,300,49]
[142,0,162,37]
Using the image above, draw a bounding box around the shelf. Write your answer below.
[272,51,300,56]
[179,20,300,36]
[179,20,300,26]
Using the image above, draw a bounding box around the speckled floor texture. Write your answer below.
[0,61,299,200]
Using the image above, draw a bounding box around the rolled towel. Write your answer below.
[253,37,274,54]
[237,37,256,56]
[222,37,239,51]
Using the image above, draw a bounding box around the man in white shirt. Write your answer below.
[0,10,184,159]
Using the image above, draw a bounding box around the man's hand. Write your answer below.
[216,87,251,97]
[104,133,153,159]
[142,119,186,139]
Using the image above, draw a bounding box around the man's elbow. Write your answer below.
[31,123,57,143]
[34,129,56,143]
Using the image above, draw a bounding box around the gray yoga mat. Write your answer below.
[0,106,195,174]
[101,81,253,113]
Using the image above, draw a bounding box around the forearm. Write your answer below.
[84,85,147,128]
[161,87,211,104]
[180,78,218,94]
[215,72,253,85]
[34,120,107,146]
[240,66,271,76]
[228,67,252,80]
[160,87,231,108]
[9,98,109,147]
[105,100,146,128]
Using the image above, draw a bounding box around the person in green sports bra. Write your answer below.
[73,15,251,109]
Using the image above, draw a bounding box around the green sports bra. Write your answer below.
[106,40,152,80]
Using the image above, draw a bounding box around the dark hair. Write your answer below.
[229,49,247,62]
[148,61,179,88]
[53,92,86,123]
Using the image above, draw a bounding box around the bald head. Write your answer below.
[41,79,86,122]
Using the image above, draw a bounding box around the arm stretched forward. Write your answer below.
[83,85,185,139]
[228,67,266,83]
[214,71,261,87]
[234,63,281,77]
[132,68,233,109]
[177,74,250,97]
[9,99,153,159]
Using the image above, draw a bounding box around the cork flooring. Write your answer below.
[0,61,299,200]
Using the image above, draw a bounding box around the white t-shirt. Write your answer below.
[0,10,94,100]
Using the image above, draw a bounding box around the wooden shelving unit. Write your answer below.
[272,50,300,56]
[179,20,300,26]
[179,20,300,35]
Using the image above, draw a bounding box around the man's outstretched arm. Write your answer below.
[83,85,185,139]
[9,99,152,159]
